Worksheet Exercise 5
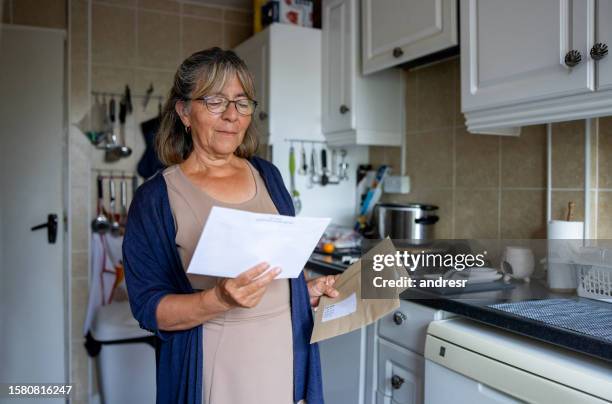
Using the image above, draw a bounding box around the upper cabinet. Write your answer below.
[362,0,458,75]
[461,0,612,134]
[322,0,404,146]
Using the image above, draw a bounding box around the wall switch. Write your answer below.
[384,175,410,194]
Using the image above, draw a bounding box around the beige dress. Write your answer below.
[164,163,296,404]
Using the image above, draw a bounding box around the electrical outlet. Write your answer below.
[383,175,410,194]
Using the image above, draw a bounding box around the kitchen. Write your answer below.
[0,0,611,403]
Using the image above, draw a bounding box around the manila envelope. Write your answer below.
[310,238,407,343]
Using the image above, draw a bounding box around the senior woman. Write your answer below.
[123,47,338,404]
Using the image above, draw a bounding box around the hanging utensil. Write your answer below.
[119,177,128,229]
[298,142,307,175]
[330,148,339,181]
[308,143,318,188]
[109,176,121,236]
[91,176,110,233]
[289,144,302,214]
[339,149,349,181]
[117,99,132,157]
[320,148,329,186]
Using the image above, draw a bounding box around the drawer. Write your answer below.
[377,338,424,404]
[378,300,445,355]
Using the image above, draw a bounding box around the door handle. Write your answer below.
[31,214,58,244]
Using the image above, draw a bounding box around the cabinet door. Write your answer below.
[234,35,270,138]
[596,0,612,91]
[362,0,458,75]
[461,0,593,112]
[377,339,424,404]
[322,0,354,134]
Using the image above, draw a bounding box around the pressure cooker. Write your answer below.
[373,203,439,244]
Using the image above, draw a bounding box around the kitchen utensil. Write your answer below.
[330,148,338,180]
[501,246,535,282]
[372,203,439,244]
[289,145,302,214]
[308,144,318,188]
[320,148,329,186]
[91,176,110,233]
[566,201,576,221]
[339,149,349,181]
[298,142,307,175]
[119,177,128,229]
[547,220,583,291]
[109,176,121,236]
[117,100,132,157]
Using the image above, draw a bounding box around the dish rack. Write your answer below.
[572,247,612,302]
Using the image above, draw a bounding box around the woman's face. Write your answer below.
[181,73,252,158]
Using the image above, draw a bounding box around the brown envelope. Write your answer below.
[310,238,406,343]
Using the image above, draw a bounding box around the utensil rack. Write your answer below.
[91,91,165,103]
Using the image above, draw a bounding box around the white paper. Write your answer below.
[322,292,357,323]
[187,206,331,279]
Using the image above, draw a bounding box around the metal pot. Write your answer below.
[373,203,439,244]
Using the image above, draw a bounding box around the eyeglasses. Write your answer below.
[195,95,258,116]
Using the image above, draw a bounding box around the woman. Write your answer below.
[123,47,339,404]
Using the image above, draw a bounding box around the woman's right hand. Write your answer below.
[213,262,281,309]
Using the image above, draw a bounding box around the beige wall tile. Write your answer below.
[551,191,584,222]
[137,9,180,68]
[598,192,612,239]
[224,9,251,24]
[134,67,174,114]
[414,59,455,131]
[92,64,135,93]
[2,0,12,23]
[501,124,546,188]
[224,22,252,49]
[71,277,88,339]
[455,127,499,188]
[70,0,88,62]
[13,0,66,28]
[72,250,88,278]
[598,116,612,189]
[70,340,89,401]
[71,185,89,251]
[182,2,223,20]
[404,69,417,132]
[384,189,453,239]
[93,0,136,6]
[500,190,546,239]
[454,189,499,239]
[139,0,179,13]
[70,62,89,122]
[551,120,585,189]
[92,4,136,66]
[405,129,453,189]
[181,16,223,59]
[369,146,401,169]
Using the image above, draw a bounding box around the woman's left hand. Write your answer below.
[307,275,340,308]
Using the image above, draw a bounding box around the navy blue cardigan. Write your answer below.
[122,156,324,404]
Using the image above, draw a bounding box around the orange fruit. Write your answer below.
[322,242,335,254]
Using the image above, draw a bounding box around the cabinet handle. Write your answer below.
[391,375,405,390]
[392,311,407,325]
[564,50,582,67]
[258,111,268,121]
[590,43,609,61]
[392,47,404,58]
[339,105,350,114]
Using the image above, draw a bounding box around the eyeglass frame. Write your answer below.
[190,95,259,116]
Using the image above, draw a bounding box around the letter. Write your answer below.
[475,254,485,267]
[373,276,383,287]
[455,254,466,271]
[373,254,384,271]
[384,254,395,268]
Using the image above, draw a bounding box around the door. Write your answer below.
[362,0,458,75]
[322,0,354,134]
[0,25,66,394]
[461,0,593,112]
[234,31,270,142]
[596,0,612,90]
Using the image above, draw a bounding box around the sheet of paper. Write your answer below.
[322,292,357,322]
[187,206,331,279]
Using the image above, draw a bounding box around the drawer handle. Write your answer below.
[391,374,405,390]
[392,47,404,58]
[564,50,582,67]
[339,104,350,114]
[590,43,608,61]
[393,311,407,325]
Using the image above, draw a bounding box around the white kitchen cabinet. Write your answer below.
[234,23,322,145]
[461,0,612,134]
[322,0,404,146]
[361,0,458,75]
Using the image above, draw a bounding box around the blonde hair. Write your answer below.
[156,47,259,165]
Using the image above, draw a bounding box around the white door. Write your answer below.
[461,0,593,112]
[234,31,270,142]
[0,25,66,397]
[322,0,354,134]
[362,0,458,75]
[596,0,612,91]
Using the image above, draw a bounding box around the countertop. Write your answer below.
[305,256,612,363]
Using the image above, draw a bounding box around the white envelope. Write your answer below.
[187,206,331,278]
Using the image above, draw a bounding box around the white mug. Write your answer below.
[501,246,535,282]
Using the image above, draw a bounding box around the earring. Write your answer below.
[184,125,191,135]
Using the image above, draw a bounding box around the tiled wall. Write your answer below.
[4,0,252,402]
[370,57,612,240]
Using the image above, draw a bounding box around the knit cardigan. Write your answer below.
[122,156,324,404]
